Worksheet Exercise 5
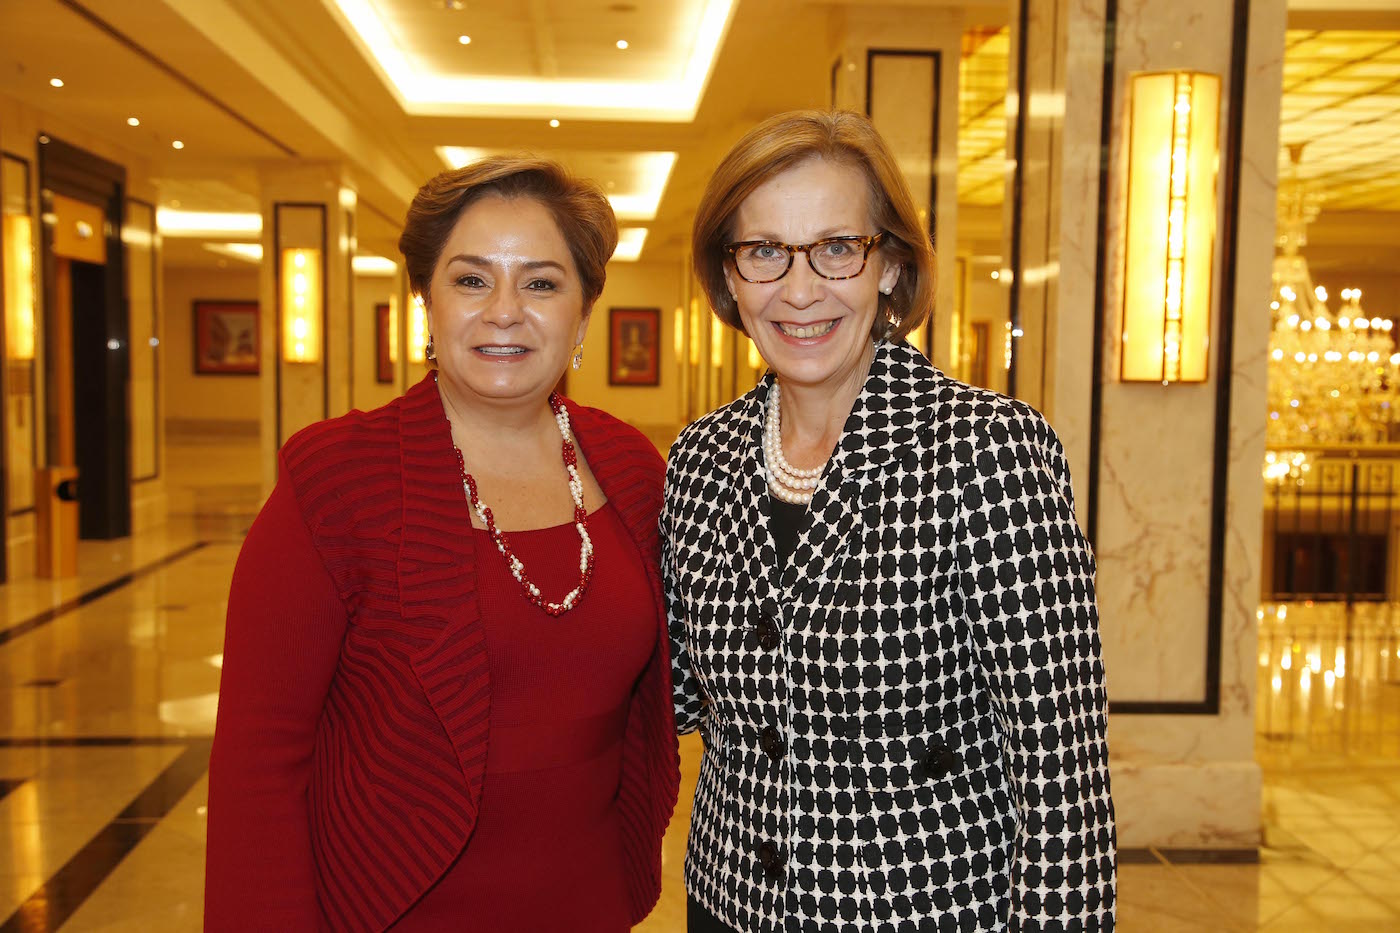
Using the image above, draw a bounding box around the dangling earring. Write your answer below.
[425,335,436,361]
[572,345,584,371]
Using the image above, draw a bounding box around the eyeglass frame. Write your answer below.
[723,232,886,284]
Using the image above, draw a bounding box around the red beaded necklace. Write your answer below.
[452,392,595,617]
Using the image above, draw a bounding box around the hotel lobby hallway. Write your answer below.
[1,449,1398,932]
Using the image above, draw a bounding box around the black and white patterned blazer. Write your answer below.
[662,339,1116,932]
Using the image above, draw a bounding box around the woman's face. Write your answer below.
[426,194,588,409]
[723,156,899,394]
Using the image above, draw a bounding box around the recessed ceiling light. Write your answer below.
[171,140,185,150]
[549,119,560,128]
[458,35,471,45]
[49,78,64,88]
[616,39,629,50]
[127,117,140,127]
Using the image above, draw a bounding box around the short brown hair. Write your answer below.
[692,110,935,341]
[398,156,618,308]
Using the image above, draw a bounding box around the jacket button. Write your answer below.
[760,725,785,760]
[756,618,781,651]
[757,841,785,880]
[924,743,961,778]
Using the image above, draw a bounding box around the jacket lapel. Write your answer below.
[780,340,939,605]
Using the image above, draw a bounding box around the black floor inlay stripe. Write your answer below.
[0,736,204,748]
[0,740,212,933]
[0,542,209,648]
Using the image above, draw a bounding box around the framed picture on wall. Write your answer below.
[193,300,259,375]
[375,302,394,384]
[608,307,660,386]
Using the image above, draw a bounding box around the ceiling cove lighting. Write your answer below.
[157,210,262,238]
[612,227,647,262]
[352,254,397,276]
[204,242,264,263]
[1120,71,1220,384]
[327,0,735,121]
[436,149,677,221]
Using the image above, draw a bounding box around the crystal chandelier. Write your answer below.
[1266,146,1400,452]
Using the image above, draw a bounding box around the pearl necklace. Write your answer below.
[763,382,826,505]
[454,392,594,617]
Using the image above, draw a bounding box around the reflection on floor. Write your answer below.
[2,444,1399,930]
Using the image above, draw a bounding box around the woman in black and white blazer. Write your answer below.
[663,109,1116,933]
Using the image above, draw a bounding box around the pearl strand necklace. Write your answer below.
[454,392,595,616]
[763,382,826,505]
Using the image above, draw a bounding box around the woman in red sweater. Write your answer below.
[205,157,680,932]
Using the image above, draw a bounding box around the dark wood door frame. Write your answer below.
[38,135,130,540]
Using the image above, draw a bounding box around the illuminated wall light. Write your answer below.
[674,306,684,359]
[747,338,762,370]
[388,294,400,364]
[688,298,701,366]
[281,248,322,363]
[1121,71,1220,384]
[2,213,36,360]
[710,316,723,367]
[408,293,428,363]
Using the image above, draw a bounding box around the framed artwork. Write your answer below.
[375,302,394,384]
[193,300,259,375]
[608,307,660,386]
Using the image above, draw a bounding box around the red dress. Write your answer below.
[390,502,657,931]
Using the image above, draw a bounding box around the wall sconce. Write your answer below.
[1121,71,1220,383]
[2,213,36,360]
[710,316,723,367]
[688,297,701,367]
[408,293,427,363]
[746,338,762,370]
[673,305,684,360]
[281,248,322,363]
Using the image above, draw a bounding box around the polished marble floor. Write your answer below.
[1,440,1398,930]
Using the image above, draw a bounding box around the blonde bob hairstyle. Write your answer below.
[692,109,935,342]
[398,155,618,310]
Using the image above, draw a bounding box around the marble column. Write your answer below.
[1012,0,1288,849]
[830,6,962,372]
[257,164,356,491]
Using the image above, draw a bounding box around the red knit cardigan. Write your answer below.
[205,376,681,932]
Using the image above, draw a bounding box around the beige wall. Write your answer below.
[162,265,262,427]
[569,259,683,433]
[351,272,402,413]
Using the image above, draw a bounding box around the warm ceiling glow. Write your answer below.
[616,39,629,50]
[436,149,677,221]
[204,242,264,263]
[353,254,397,275]
[127,116,140,126]
[612,228,648,262]
[327,0,735,121]
[158,209,262,238]
[49,77,63,88]
[172,140,185,150]
[458,35,470,45]
[549,119,560,128]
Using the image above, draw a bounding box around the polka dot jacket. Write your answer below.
[662,339,1116,932]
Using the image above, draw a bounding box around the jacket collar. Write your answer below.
[710,339,943,599]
